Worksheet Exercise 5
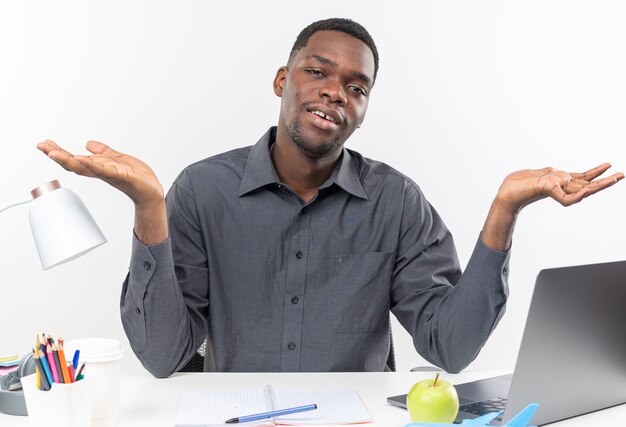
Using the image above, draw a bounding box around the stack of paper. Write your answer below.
[0,355,20,377]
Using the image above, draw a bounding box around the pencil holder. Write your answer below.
[65,338,124,427]
[21,373,95,427]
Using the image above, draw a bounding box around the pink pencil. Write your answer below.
[45,346,60,383]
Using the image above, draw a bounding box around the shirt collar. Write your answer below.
[238,127,368,200]
[331,148,368,200]
[238,128,280,197]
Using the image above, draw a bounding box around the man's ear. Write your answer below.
[273,66,288,97]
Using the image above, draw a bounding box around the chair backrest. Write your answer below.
[178,351,204,372]
[386,326,396,371]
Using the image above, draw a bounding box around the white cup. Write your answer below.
[64,338,124,427]
[21,373,95,427]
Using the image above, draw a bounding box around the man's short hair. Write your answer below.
[288,18,379,83]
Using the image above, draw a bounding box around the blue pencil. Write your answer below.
[37,348,54,386]
[225,404,318,424]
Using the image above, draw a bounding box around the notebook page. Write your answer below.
[175,389,273,427]
[273,389,372,425]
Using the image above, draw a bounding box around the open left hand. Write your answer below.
[36,139,164,208]
[482,163,623,251]
[494,163,624,214]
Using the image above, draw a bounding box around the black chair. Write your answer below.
[385,328,438,372]
[386,326,396,371]
[178,341,207,372]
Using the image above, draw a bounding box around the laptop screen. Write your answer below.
[502,260,626,425]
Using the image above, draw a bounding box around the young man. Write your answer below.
[37,18,622,377]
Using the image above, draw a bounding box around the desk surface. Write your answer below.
[2,370,625,426]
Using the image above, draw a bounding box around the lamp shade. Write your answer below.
[28,180,106,270]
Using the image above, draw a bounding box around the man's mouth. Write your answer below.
[310,110,335,123]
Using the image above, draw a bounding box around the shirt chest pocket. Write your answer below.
[327,252,394,333]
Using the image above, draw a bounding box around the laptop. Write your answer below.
[387,260,626,425]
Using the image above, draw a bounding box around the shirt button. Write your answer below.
[136,307,141,315]
[337,257,343,263]
[288,343,296,350]
[291,296,299,304]
[296,251,303,259]
[144,261,151,271]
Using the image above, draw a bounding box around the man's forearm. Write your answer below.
[481,199,518,252]
[134,199,169,245]
[120,237,195,378]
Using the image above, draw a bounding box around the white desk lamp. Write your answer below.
[0,180,106,416]
[0,180,106,269]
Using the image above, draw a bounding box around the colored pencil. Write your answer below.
[68,365,75,383]
[37,348,54,386]
[32,349,51,391]
[45,346,60,383]
[75,363,86,381]
[37,361,51,391]
[39,334,46,356]
[57,338,71,384]
[51,343,64,383]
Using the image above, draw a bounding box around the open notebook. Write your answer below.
[175,384,372,426]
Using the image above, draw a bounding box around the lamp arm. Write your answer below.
[0,197,32,213]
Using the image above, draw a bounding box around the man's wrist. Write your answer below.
[481,200,518,252]
[134,198,168,245]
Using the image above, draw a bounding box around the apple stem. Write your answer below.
[433,372,440,387]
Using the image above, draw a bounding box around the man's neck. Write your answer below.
[272,128,342,203]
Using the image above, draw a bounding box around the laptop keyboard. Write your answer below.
[459,397,507,421]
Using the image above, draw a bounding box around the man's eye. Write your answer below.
[349,86,366,96]
[306,69,323,76]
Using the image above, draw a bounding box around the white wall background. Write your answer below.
[1,1,625,375]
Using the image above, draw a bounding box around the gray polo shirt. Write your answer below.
[121,127,510,377]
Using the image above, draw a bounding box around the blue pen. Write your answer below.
[225,403,317,424]
[72,349,80,370]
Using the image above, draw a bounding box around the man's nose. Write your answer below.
[320,80,347,106]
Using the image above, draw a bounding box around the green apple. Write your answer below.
[407,372,459,423]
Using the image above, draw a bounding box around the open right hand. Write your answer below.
[36,140,164,208]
